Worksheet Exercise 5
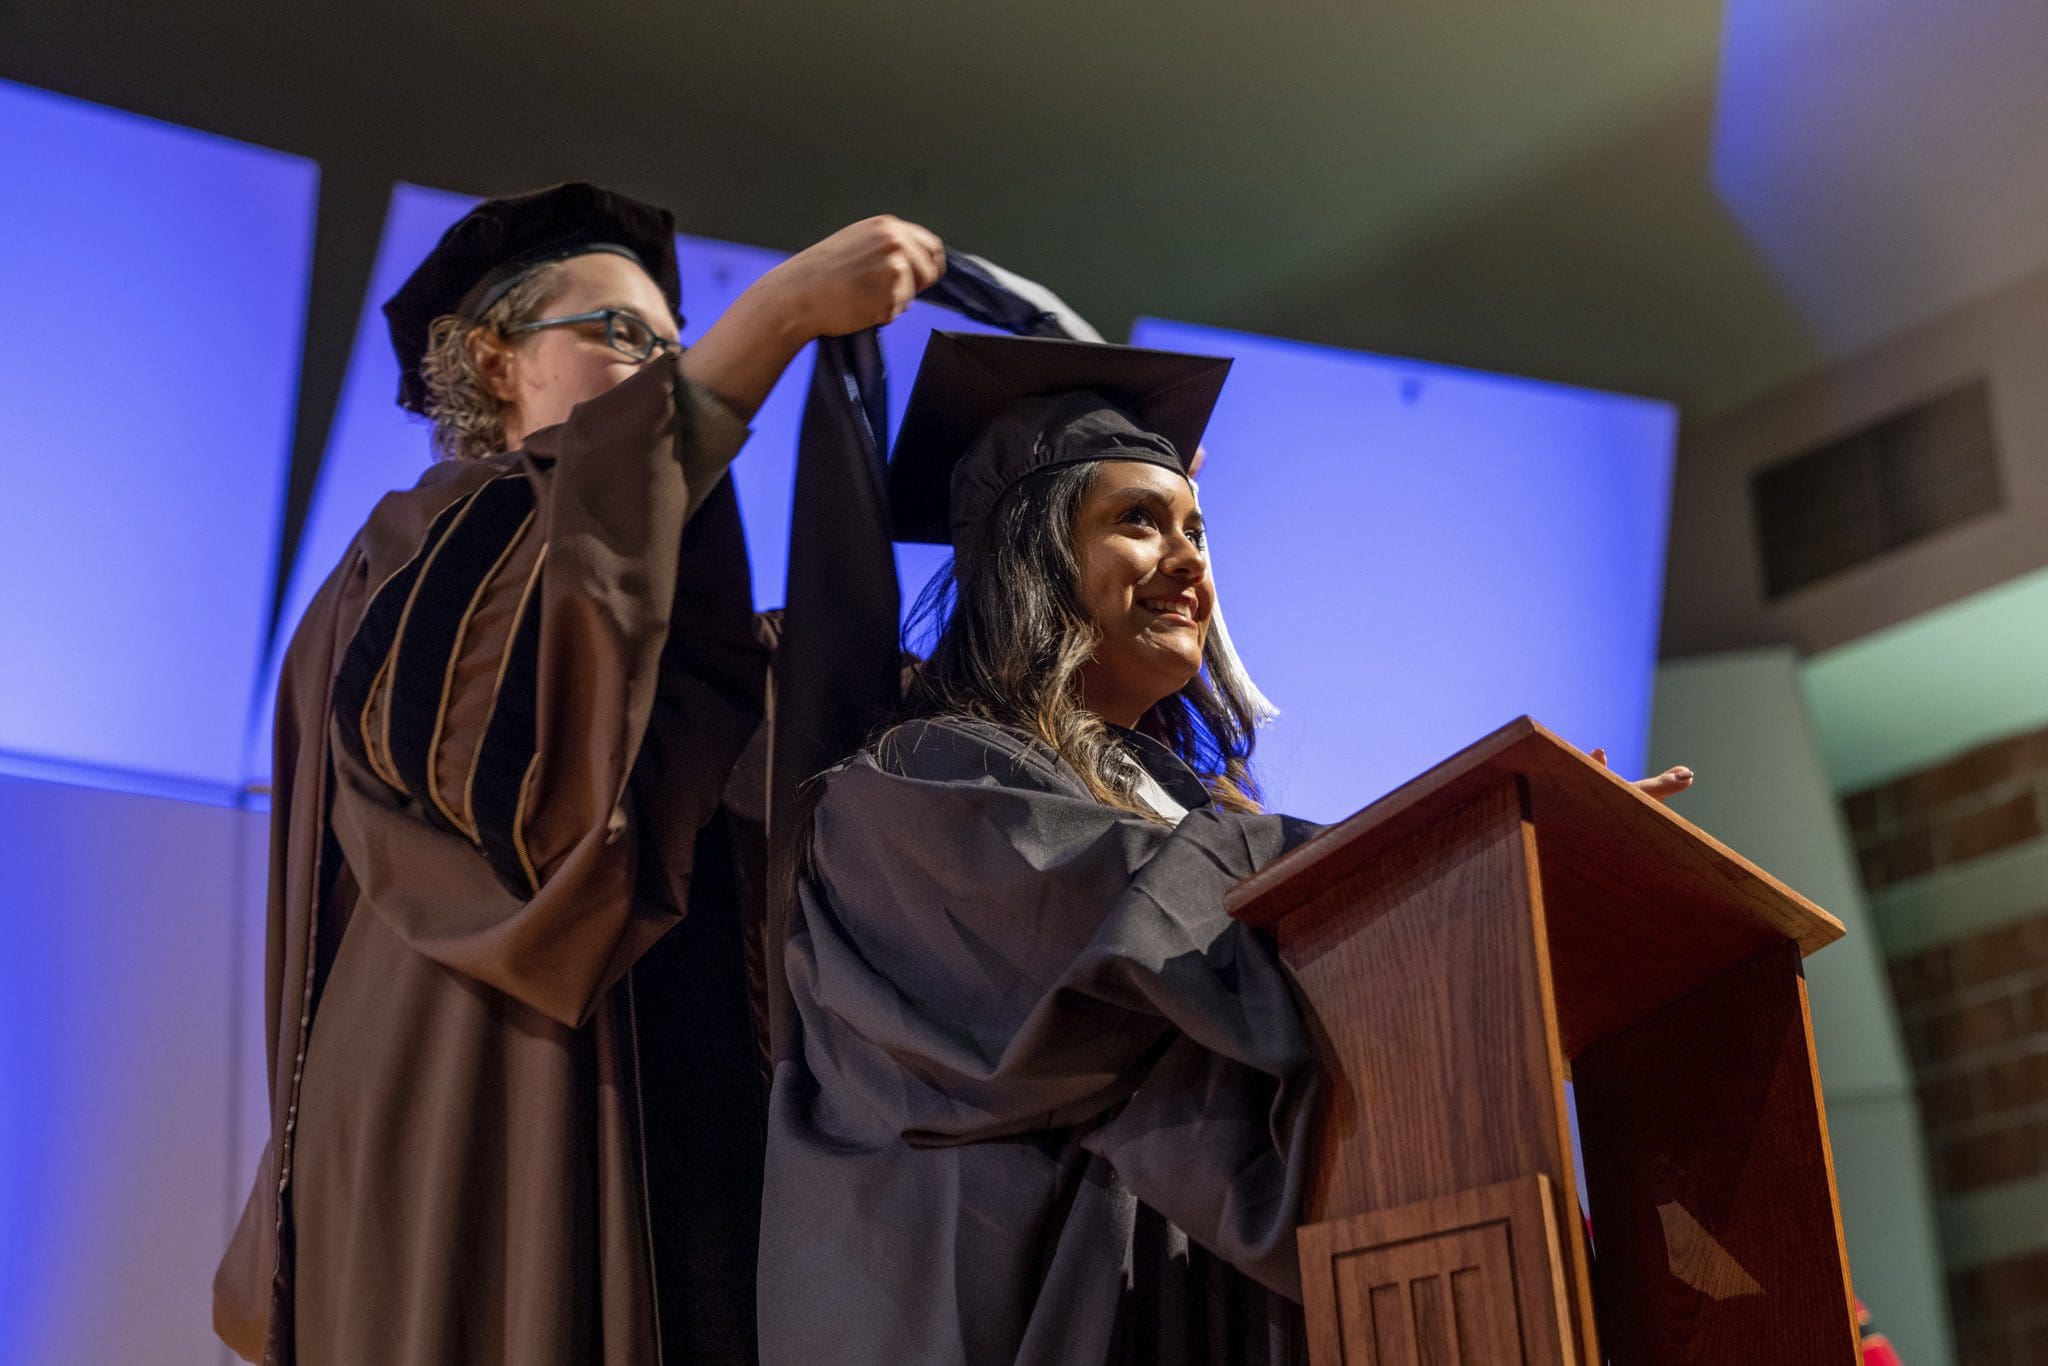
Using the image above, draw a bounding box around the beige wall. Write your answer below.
[1662,261,2048,659]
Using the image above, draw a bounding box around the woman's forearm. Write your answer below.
[677,276,812,420]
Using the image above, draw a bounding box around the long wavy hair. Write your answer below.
[900,461,1265,817]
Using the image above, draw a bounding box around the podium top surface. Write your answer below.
[1229,717,1843,958]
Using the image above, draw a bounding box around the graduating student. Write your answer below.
[760,333,1316,1365]
[756,333,1694,1365]
[213,182,946,1366]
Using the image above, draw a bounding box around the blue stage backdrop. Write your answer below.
[0,78,316,797]
[1131,318,1676,822]
[0,103,1678,1358]
[249,184,975,784]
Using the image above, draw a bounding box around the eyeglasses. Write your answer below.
[504,308,682,363]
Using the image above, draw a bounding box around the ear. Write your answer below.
[464,325,521,404]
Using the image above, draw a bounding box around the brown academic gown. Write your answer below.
[213,356,771,1366]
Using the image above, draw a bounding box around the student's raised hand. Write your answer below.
[759,215,947,338]
[1589,747,1694,803]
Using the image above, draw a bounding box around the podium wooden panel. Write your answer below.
[1299,1176,1574,1365]
[1229,718,1857,1365]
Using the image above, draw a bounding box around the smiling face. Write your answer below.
[1071,458,1215,728]
[470,250,680,449]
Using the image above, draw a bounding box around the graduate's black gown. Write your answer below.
[759,716,1325,1365]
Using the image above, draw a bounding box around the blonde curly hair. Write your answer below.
[417,262,565,461]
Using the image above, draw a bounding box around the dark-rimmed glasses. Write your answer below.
[504,308,682,363]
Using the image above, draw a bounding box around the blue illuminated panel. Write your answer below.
[252,184,982,781]
[1131,319,1676,822]
[0,79,316,790]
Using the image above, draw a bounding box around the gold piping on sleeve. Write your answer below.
[360,651,404,791]
[512,750,542,892]
[375,486,489,792]
[425,502,537,840]
[461,540,550,848]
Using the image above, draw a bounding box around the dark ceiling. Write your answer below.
[9,0,2047,417]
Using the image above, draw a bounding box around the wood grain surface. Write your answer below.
[1574,943,1860,1364]
[1299,1176,1575,1365]
[1238,717,1859,1364]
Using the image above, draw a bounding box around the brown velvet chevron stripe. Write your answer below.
[383,473,537,836]
[470,561,545,896]
[331,491,475,787]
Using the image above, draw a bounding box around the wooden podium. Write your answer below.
[1229,718,1858,1365]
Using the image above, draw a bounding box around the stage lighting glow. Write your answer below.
[1130,319,1676,822]
[0,78,316,791]
[1710,0,2048,356]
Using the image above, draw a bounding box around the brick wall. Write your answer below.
[1845,723,2048,1365]
[1889,919,2048,1193]
[1846,729,2048,895]
[1948,1250,2048,1366]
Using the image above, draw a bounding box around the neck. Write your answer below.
[1078,670,1157,731]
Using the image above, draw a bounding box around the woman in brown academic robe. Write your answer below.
[213,183,946,1366]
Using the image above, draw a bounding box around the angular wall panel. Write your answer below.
[0,79,315,791]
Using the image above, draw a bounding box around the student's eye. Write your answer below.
[1120,506,1157,529]
[1186,525,1208,548]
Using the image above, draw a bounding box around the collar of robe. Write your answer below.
[1108,724,1214,813]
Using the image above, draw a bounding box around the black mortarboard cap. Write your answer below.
[382,181,682,413]
[888,332,1232,556]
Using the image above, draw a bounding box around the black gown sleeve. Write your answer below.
[790,717,1323,1296]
